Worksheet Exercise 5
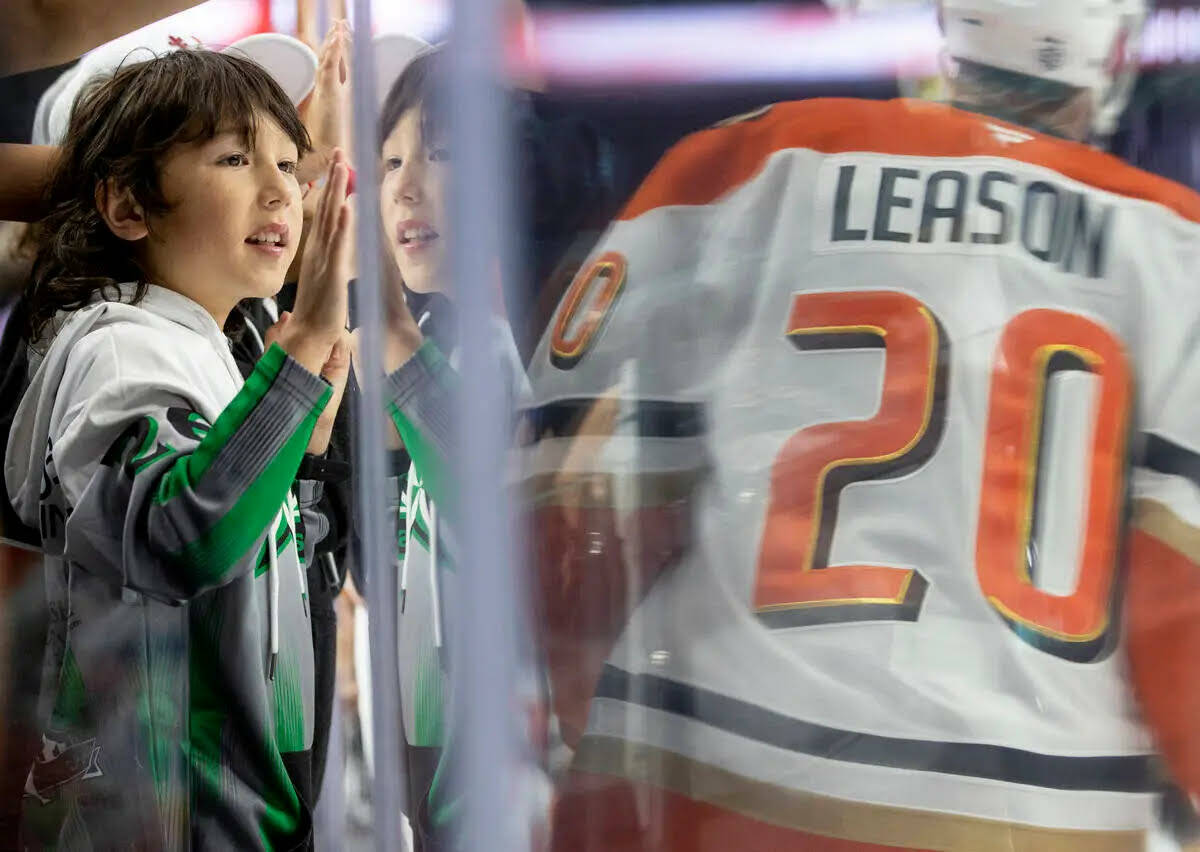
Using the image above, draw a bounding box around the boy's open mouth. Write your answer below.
[396,219,439,248]
[245,223,290,249]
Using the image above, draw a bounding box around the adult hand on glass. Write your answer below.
[298,20,352,184]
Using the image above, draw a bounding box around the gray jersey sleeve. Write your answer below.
[60,343,332,603]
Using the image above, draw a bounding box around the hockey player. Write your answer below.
[524,0,1200,849]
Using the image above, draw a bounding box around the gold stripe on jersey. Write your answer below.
[573,735,1146,852]
[1133,497,1200,564]
[525,470,698,509]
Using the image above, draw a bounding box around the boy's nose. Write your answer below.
[396,162,425,204]
[260,172,292,208]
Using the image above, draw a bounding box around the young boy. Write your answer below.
[5,49,353,849]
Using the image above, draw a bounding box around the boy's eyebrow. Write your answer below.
[208,127,251,148]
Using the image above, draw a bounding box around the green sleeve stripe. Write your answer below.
[50,648,88,730]
[174,402,323,584]
[155,344,290,506]
[388,401,453,508]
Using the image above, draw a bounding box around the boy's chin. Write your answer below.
[398,268,443,295]
[246,276,286,300]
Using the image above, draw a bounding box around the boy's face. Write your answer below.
[140,114,303,321]
[380,105,449,296]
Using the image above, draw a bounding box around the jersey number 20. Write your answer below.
[754,290,1131,663]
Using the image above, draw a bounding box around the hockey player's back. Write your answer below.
[527,2,1200,850]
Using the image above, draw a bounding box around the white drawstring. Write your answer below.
[429,502,442,650]
[294,500,308,618]
[242,314,266,355]
[266,499,305,679]
[399,488,412,613]
[234,301,288,682]
[268,507,282,680]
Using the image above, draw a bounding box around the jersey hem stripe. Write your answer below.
[594,665,1156,792]
[565,736,1148,851]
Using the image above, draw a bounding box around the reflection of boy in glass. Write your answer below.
[369,47,533,852]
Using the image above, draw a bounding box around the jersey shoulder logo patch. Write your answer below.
[711,104,775,129]
[986,122,1034,146]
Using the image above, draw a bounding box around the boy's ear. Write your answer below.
[95,179,149,242]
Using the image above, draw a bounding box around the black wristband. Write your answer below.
[297,453,352,484]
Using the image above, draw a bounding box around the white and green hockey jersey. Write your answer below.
[6,283,332,850]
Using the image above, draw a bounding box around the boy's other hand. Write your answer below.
[282,150,354,374]
[310,328,352,454]
[268,313,351,454]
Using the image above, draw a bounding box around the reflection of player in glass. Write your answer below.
[527,1,1200,849]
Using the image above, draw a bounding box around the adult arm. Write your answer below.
[0,145,56,223]
[2,0,204,76]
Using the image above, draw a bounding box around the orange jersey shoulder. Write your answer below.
[620,98,1200,225]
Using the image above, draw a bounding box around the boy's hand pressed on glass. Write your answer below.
[279,149,354,375]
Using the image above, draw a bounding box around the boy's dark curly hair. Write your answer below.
[27,48,312,343]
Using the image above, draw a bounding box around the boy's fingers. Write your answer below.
[331,159,349,205]
[321,340,350,379]
[332,199,354,265]
[310,154,336,242]
[321,162,349,247]
[315,153,344,243]
[337,34,351,84]
[263,311,291,348]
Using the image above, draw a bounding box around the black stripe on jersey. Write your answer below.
[594,665,1155,793]
[1141,432,1200,490]
[528,398,705,440]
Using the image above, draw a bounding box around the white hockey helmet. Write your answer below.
[940,0,1148,136]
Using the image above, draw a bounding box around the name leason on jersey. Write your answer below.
[815,157,1113,279]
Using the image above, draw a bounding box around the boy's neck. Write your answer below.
[151,279,237,329]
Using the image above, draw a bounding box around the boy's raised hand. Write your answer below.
[278,150,354,376]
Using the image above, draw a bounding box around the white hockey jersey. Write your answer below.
[524,98,1200,851]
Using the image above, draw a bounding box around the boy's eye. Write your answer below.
[219,153,249,167]
[384,156,403,172]
[429,147,450,163]
[279,160,298,175]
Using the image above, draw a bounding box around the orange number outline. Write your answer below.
[753,296,1131,664]
[753,290,947,629]
[975,310,1131,662]
[550,251,628,370]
